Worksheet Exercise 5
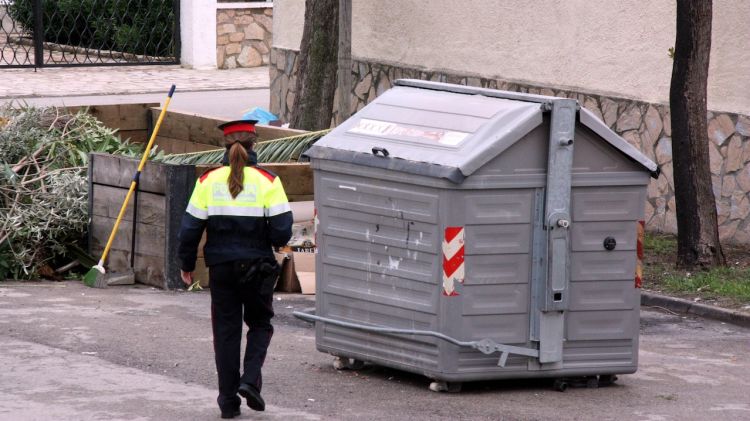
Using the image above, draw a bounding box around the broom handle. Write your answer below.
[97,85,176,267]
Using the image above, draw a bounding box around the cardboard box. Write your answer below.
[275,248,300,293]
[292,251,316,294]
[273,249,316,294]
[296,272,316,295]
[292,251,315,272]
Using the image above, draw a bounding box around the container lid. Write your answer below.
[306,80,658,182]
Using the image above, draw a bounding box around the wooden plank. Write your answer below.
[261,163,313,195]
[158,137,222,154]
[66,103,156,131]
[195,164,221,178]
[107,103,155,131]
[87,248,165,288]
[288,194,315,202]
[152,109,224,146]
[192,163,313,197]
[155,110,194,142]
[90,216,166,258]
[91,184,166,226]
[152,108,308,146]
[154,136,188,154]
[164,164,198,290]
[97,249,130,275]
[90,153,167,194]
[133,253,166,288]
[187,141,223,153]
[118,129,148,144]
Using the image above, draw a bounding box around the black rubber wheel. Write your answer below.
[349,359,365,370]
[446,382,462,393]
[429,381,462,393]
[599,375,618,386]
[553,380,568,392]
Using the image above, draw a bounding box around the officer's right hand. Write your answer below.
[180,270,193,286]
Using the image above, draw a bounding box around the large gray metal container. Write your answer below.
[303,80,658,388]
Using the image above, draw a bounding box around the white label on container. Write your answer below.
[349,118,468,146]
[439,131,469,146]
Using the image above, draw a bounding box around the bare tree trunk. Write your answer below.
[289,0,339,131]
[670,0,725,268]
[335,0,352,125]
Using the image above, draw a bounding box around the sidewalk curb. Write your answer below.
[641,291,750,327]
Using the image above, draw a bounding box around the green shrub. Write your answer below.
[8,0,175,58]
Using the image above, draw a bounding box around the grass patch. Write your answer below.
[661,267,750,302]
[643,233,676,255]
[643,232,750,307]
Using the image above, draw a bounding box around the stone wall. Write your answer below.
[269,47,750,245]
[269,47,299,120]
[216,6,273,69]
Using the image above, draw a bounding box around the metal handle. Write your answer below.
[293,311,539,367]
[372,147,389,157]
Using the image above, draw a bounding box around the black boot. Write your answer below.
[220,408,241,419]
[238,383,265,411]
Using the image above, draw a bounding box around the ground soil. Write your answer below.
[643,233,750,312]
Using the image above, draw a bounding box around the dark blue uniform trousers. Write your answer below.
[209,261,274,412]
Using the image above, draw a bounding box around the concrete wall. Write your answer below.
[273,0,750,116]
[272,0,305,51]
[181,0,218,69]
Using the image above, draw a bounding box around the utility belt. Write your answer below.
[233,258,281,295]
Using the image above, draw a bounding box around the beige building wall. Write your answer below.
[273,0,750,116]
[272,0,305,51]
[270,0,750,245]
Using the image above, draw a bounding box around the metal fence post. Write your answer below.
[175,0,181,62]
[33,0,43,67]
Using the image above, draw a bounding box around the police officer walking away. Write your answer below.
[177,119,293,418]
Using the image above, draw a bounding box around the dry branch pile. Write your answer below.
[0,106,144,279]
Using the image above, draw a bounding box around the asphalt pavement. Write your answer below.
[0,282,748,421]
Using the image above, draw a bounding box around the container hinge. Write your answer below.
[293,311,540,367]
[538,98,577,364]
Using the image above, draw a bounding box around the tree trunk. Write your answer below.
[289,0,339,131]
[335,0,353,125]
[670,0,725,268]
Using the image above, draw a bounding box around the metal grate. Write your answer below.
[0,0,179,68]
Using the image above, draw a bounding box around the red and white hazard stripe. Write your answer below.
[635,220,644,288]
[442,227,465,296]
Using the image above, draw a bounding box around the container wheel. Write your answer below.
[586,377,600,389]
[348,359,366,370]
[429,381,462,393]
[553,379,568,392]
[599,375,618,386]
[332,356,365,370]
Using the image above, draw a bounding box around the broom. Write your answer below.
[83,85,176,287]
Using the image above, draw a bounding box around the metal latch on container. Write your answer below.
[293,311,540,367]
[371,147,389,157]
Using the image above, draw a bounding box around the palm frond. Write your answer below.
[157,148,225,165]
[157,129,331,166]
